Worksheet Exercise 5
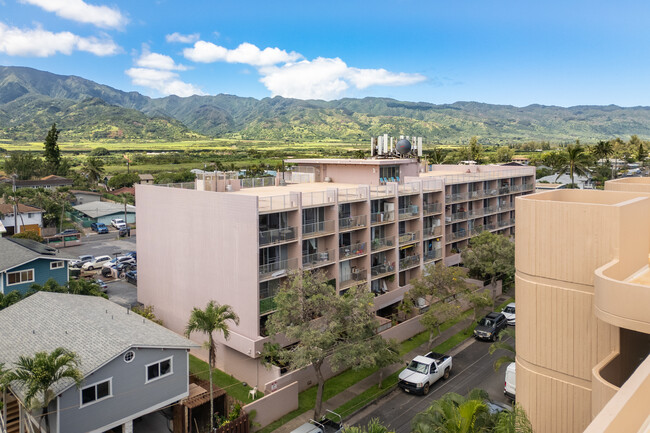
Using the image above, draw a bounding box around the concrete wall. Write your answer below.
[244,381,299,428]
[57,348,189,433]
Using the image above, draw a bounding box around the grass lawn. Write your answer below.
[189,354,262,403]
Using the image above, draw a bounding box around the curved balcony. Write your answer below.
[594,259,650,334]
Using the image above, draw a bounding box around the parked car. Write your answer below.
[111,218,127,229]
[504,362,516,400]
[290,411,342,433]
[82,255,112,271]
[501,302,516,326]
[125,270,137,285]
[474,312,508,341]
[398,351,452,395]
[95,279,108,292]
[124,251,137,260]
[102,256,136,269]
[487,400,513,414]
[90,222,109,234]
[70,255,94,268]
[56,228,79,236]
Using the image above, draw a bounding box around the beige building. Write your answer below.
[136,158,534,388]
[515,177,650,433]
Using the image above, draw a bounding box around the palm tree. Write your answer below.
[80,157,105,185]
[411,389,491,433]
[493,404,533,433]
[6,348,83,432]
[556,143,590,188]
[343,418,395,433]
[185,301,239,432]
[489,328,515,371]
[592,140,613,165]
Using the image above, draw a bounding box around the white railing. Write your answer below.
[302,190,336,207]
[241,177,275,188]
[339,214,367,230]
[302,249,336,269]
[370,184,396,198]
[398,182,420,195]
[371,211,395,224]
[302,220,335,237]
[338,187,369,202]
[423,202,442,215]
[398,205,420,220]
[258,195,298,212]
[259,226,297,246]
[259,257,299,279]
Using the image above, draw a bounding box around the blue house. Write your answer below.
[0,237,72,296]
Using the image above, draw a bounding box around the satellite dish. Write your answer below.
[396,138,412,154]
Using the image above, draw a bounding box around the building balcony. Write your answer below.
[302,220,335,238]
[450,211,468,222]
[371,263,396,279]
[423,248,442,263]
[371,236,395,252]
[302,249,336,270]
[259,296,277,315]
[259,257,299,281]
[340,269,367,289]
[422,225,443,239]
[422,202,442,215]
[338,187,368,203]
[398,182,420,195]
[399,254,421,271]
[371,211,395,225]
[339,242,367,260]
[497,218,515,228]
[259,226,298,247]
[258,195,298,213]
[339,214,367,231]
[398,205,420,220]
[447,229,468,242]
[302,190,336,207]
[370,185,395,199]
[445,192,470,203]
[399,231,419,245]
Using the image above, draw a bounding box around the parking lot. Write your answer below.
[65,233,138,308]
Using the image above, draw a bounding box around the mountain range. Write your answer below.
[2,65,650,144]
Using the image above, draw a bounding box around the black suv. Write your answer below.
[474,312,507,341]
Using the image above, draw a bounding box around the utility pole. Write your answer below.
[11,174,18,234]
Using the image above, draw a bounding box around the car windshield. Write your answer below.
[504,306,515,314]
[407,361,428,374]
[479,318,493,327]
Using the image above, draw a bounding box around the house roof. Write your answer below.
[0,204,43,214]
[73,201,136,218]
[0,292,198,397]
[0,237,73,273]
[2,176,74,187]
[111,187,135,195]
[138,174,154,180]
[69,189,102,196]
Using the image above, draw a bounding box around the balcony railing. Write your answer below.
[398,205,420,220]
[498,218,515,228]
[371,263,396,278]
[302,249,336,270]
[259,226,297,246]
[258,195,298,212]
[445,191,470,203]
[450,211,468,222]
[423,248,442,263]
[371,236,395,251]
[302,190,336,207]
[422,202,442,215]
[340,268,367,288]
[422,225,443,238]
[371,211,395,224]
[338,187,368,203]
[398,182,420,195]
[448,229,468,241]
[340,242,367,259]
[399,255,421,270]
[259,257,299,280]
[399,231,419,245]
[339,214,367,231]
[422,179,443,191]
[259,296,277,315]
[370,185,395,198]
[302,220,335,237]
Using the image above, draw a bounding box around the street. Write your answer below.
[350,335,513,433]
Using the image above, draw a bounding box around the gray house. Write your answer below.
[0,292,197,433]
[72,201,136,226]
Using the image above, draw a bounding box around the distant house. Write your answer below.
[111,186,135,196]
[138,174,154,185]
[0,175,74,190]
[0,291,198,433]
[0,203,43,235]
[72,201,136,225]
[70,190,102,205]
[0,237,72,295]
[512,156,530,165]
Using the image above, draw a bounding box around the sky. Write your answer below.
[1,0,649,107]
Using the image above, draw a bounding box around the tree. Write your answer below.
[488,327,516,371]
[0,290,22,310]
[131,305,164,325]
[493,404,534,433]
[467,290,493,321]
[43,124,61,175]
[89,147,110,156]
[80,157,105,184]
[3,152,43,180]
[264,271,395,419]
[426,148,446,164]
[6,348,83,432]
[636,141,647,162]
[107,172,140,189]
[462,231,515,294]
[540,150,567,174]
[591,140,613,165]
[343,418,395,433]
[12,231,44,242]
[468,136,484,163]
[556,143,590,188]
[367,338,401,388]
[411,389,492,433]
[185,301,239,433]
[494,147,514,163]
[419,301,462,348]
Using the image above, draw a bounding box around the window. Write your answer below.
[124,351,135,363]
[50,261,64,270]
[7,269,34,285]
[80,378,112,407]
[146,357,173,383]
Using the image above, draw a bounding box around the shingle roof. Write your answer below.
[0,203,43,214]
[73,201,136,218]
[0,292,197,397]
[0,237,73,272]
[138,174,154,180]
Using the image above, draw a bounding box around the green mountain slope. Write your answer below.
[2,65,650,144]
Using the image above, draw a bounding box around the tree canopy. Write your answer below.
[461,231,515,288]
[43,123,62,175]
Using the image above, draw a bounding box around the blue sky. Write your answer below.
[1,0,649,106]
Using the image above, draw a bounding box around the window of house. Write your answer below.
[7,269,34,285]
[27,213,33,218]
[80,378,112,407]
[50,261,65,270]
[146,357,173,383]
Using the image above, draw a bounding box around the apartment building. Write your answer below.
[136,157,534,388]
[515,177,650,433]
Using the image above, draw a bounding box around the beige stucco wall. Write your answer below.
[244,381,299,428]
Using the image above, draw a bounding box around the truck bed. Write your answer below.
[425,352,450,364]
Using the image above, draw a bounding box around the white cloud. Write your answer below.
[165,32,200,44]
[346,67,426,89]
[183,41,301,66]
[21,0,127,30]
[125,67,203,97]
[0,22,119,57]
[136,47,187,70]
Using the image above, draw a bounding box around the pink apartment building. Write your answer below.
[135,157,535,388]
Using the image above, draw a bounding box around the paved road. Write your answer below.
[350,335,513,433]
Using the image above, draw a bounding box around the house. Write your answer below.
[70,190,102,205]
[1,175,74,190]
[511,156,529,165]
[138,174,154,185]
[0,291,198,433]
[72,201,136,226]
[0,237,72,295]
[111,186,135,196]
[0,203,43,235]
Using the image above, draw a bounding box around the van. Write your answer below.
[504,362,516,400]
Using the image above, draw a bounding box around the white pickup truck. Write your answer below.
[398,351,452,395]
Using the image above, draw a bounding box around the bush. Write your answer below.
[108,172,140,189]
[12,231,44,242]
[90,147,110,156]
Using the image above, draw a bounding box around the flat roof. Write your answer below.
[521,189,650,206]
[287,158,416,166]
[232,181,364,197]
